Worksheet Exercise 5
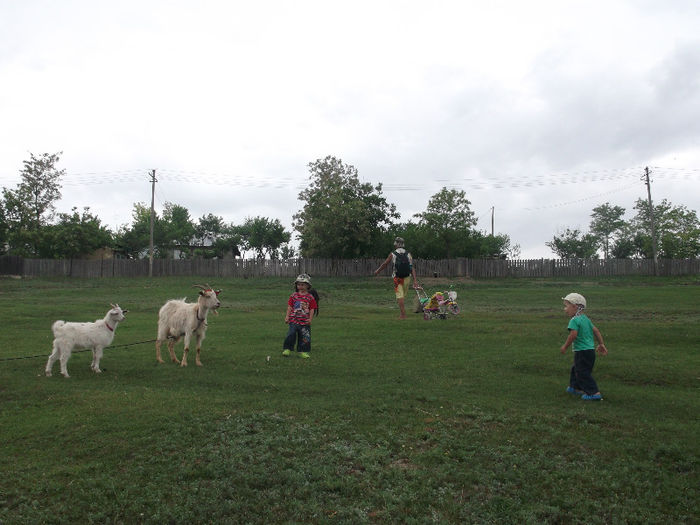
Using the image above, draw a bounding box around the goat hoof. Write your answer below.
[156,358,165,364]
[45,371,52,377]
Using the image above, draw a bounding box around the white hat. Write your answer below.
[562,293,586,308]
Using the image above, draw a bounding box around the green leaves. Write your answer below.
[294,155,399,258]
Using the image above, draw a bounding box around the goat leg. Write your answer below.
[167,339,180,364]
[155,340,165,364]
[91,347,104,373]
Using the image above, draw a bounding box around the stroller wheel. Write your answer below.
[423,311,431,320]
[448,304,461,315]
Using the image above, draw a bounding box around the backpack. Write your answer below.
[393,251,411,278]
[309,288,320,316]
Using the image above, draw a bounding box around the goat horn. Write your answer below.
[192,284,208,290]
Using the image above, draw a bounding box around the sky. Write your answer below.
[1,0,699,259]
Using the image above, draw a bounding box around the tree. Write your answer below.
[238,216,291,259]
[2,152,64,256]
[192,214,242,259]
[413,188,477,258]
[42,207,113,259]
[161,203,196,258]
[589,203,626,259]
[477,233,521,259]
[609,224,637,259]
[114,203,163,259]
[293,156,399,258]
[546,228,598,258]
[629,198,700,258]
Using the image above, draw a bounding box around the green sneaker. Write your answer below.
[282,349,291,357]
[299,352,310,359]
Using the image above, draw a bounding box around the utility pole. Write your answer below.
[149,169,156,278]
[642,166,658,276]
[491,206,495,236]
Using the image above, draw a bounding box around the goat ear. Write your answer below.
[199,290,205,296]
[215,289,221,295]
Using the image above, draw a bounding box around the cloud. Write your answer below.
[1,1,699,260]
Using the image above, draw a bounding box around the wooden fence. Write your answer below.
[1,255,699,279]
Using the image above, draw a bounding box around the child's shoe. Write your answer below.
[582,393,603,401]
[566,386,584,396]
[299,352,310,359]
[282,349,291,357]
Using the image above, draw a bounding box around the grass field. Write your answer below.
[0,275,698,524]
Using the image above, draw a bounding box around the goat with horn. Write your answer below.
[155,285,221,367]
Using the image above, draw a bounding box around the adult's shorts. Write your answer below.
[393,276,411,299]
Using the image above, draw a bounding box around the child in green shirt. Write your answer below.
[560,293,608,401]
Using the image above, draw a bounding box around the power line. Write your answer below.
[523,181,640,211]
[2,165,699,191]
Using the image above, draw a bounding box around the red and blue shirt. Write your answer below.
[287,292,318,325]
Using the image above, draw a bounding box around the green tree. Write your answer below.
[192,214,242,259]
[293,156,399,258]
[546,228,598,258]
[477,233,521,259]
[161,203,196,258]
[280,243,296,259]
[41,207,113,259]
[413,188,477,258]
[630,198,700,258]
[239,216,291,259]
[114,203,163,259]
[2,152,64,256]
[610,224,637,259]
[589,203,626,259]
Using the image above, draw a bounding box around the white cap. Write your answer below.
[562,293,586,308]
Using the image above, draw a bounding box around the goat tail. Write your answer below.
[51,320,66,335]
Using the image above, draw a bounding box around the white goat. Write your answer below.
[155,285,221,367]
[45,304,128,378]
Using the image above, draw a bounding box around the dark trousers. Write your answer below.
[569,349,599,394]
[283,323,311,353]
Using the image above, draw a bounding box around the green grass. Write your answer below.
[0,275,698,524]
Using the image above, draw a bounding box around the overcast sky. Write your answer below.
[1,1,699,258]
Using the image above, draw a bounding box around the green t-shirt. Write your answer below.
[567,313,595,351]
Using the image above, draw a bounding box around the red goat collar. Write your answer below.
[105,322,114,332]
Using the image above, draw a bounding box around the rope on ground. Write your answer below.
[0,339,158,363]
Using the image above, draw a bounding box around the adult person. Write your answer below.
[374,237,419,319]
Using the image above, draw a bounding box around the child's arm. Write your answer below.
[285,305,292,324]
[560,329,577,354]
[309,309,316,323]
[593,326,608,355]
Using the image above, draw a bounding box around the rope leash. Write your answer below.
[0,339,158,363]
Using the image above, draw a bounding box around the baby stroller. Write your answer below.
[415,286,461,320]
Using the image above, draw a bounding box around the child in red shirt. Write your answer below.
[282,274,318,359]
